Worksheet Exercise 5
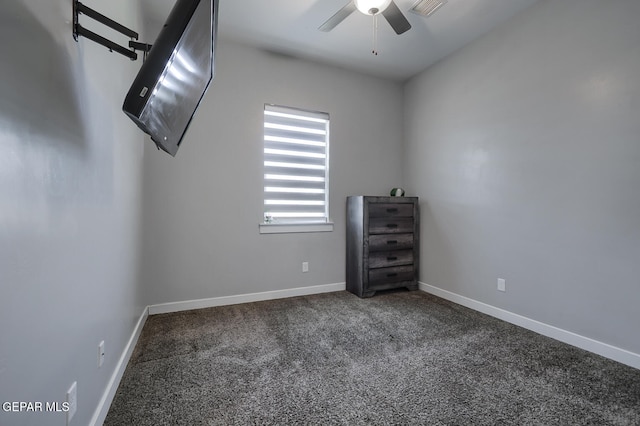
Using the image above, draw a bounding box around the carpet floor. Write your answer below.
[105,290,640,425]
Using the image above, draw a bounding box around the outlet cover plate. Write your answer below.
[497,278,506,292]
[98,341,105,368]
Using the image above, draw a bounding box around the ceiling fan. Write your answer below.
[319,0,411,35]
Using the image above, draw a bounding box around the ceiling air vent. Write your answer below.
[410,0,447,17]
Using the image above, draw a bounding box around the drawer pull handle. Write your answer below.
[387,256,398,261]
[386,240,398,245]
[387,273,398,277]
[386,208,398,213]
[386,223,398,229]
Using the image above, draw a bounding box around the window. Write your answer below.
[261,104,332,233]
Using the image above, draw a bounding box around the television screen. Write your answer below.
[123,0,218,156]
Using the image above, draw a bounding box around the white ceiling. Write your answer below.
[139,0,541,81]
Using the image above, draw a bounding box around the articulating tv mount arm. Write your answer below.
[72,0,152,61]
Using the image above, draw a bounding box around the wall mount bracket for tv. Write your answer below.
[72,0,152,61]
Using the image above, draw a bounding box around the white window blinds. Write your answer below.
[263,104,330,224]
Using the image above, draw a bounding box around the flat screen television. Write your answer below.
[123,0,218,156]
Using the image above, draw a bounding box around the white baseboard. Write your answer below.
[419,282,640,370]
[90,306,149,426]
[148,282,346,315]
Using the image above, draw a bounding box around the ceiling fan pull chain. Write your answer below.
[372,14,378,55]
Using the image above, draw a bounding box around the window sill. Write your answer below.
[259,222,334,234]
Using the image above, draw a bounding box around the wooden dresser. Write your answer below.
[346,196,419,298]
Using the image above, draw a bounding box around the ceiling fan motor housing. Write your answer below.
[318,0,411,36]
[355,0,392,15]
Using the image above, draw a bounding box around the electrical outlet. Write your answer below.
[98,341,105,368]
[66,381,77,425]
[302,262,309,273]
[497,278,506,292]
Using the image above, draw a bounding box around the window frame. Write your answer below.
[259,104,333,234]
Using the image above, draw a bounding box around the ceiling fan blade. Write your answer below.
[382,1,411,35]
[319,1,357,32]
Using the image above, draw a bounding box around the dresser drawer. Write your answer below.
[369,218,414,234]
[368,233,414,252]
[368,249,413,269]
[368,265,415,286]
[368,203,414,218]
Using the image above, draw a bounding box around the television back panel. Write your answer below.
[123,0,218,156]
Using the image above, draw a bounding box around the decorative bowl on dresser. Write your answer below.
[346,196,419,298]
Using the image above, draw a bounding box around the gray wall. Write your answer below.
[3,1,638,424]
[0,1,146,425]
[404,0,640,355]
[140,39,405,305]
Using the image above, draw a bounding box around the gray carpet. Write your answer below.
[105,290,640,425]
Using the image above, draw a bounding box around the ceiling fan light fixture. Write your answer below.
[354,0,392,15]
